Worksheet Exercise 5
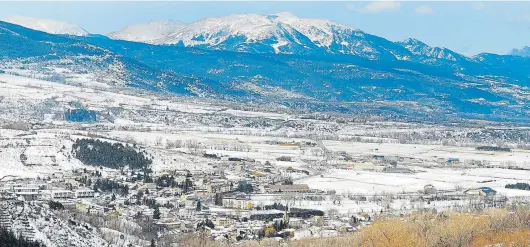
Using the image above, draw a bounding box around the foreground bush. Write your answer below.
[0,227,43,247]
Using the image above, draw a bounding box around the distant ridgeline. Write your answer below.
[476,146,511,152]
[64,109,97,123]
[72,138,152,170]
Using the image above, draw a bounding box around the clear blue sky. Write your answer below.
[0,1,529,56]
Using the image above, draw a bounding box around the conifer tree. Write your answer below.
[153,207,161,220]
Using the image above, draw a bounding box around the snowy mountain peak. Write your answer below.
[2,16,89,36]
[401,38,426,46]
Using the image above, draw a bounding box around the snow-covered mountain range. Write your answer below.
[107,12,414,60]
[1,14,530,122]
[1,16,89,36]
[3,14,527,63]
[104,12,494,63]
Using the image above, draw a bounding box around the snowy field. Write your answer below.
[323,140,530,167]
[297,168,530,197]
[1,73,530,210]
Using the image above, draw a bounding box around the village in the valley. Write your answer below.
[0,132,522,245]
[1,74,530,246]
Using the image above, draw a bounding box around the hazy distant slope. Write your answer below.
[510,46,530,57]
[2,16,89,36]
[107,20,182,43]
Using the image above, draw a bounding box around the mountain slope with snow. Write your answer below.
[397,38,469,63]
[2,16,89,36]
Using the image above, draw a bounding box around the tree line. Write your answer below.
[64,109,97,123]
[505,182,530,190]
[476,146,511,152]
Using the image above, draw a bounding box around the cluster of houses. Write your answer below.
[2,174,96,201]
[0,157,359,242]
[0,152,502,243]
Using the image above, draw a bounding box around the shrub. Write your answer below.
[48,201,64,210]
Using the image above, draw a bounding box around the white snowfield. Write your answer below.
[2,16,89,36]
[9,202,109,247]
[0,130,85,178]
[298,168,530,197]
[323,140,530,166]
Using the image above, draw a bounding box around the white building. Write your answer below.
[50,190,74,199]
[222,195,251,209]
[75,189,95,198]
[13,186,39,194]
[13,187,40,201]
